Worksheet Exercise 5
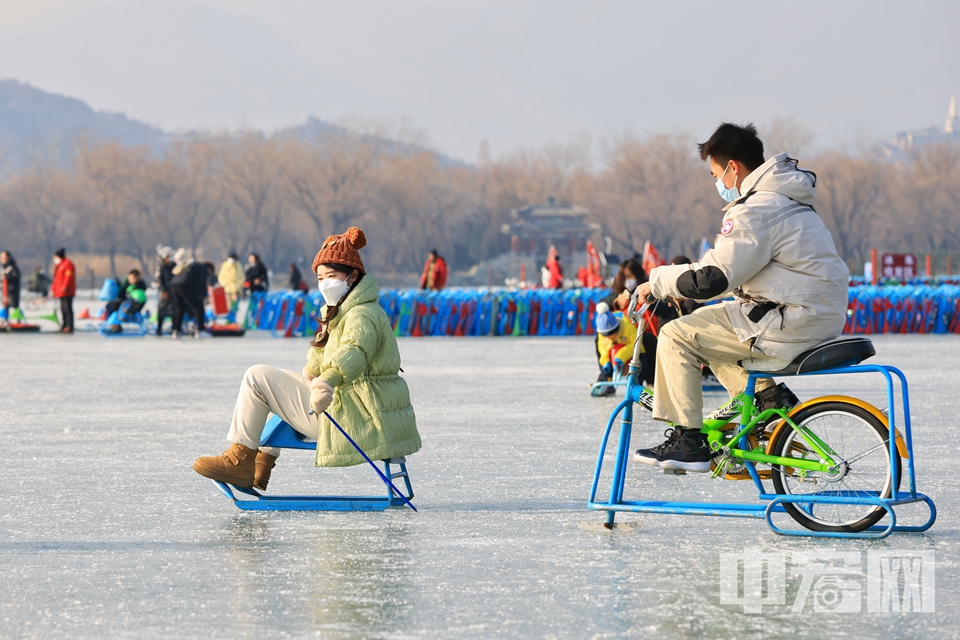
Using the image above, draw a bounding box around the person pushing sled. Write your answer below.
[193,227,422,491]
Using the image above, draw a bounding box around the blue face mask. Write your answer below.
[715,163,740,202]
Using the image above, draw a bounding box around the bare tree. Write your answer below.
[77,142,148,277]
[763,116,815,159]
[811,151,889,263]
[286,135,377,244]
[1,165,82,268]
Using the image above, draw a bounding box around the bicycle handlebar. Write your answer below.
[627,290,662,367]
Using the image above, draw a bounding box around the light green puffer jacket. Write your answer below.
[305,274,421,467]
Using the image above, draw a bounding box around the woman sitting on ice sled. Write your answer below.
[193,227,421,490]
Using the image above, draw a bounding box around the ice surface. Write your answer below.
[0,329,957,639]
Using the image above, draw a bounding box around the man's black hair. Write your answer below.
[129,269,141,277]
[697,123,765,171]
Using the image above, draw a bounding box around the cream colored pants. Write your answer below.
[226,365,320,456]
[652,305,789,429]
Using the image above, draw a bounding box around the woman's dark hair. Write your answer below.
[309,262,364,349]
[250,253,260,262]
[697,122,765,171]
[289,262,299,271]
[610,258,646,294]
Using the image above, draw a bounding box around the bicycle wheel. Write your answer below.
[770,401,901,533]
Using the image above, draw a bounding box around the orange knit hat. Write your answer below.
[312,227,367,274]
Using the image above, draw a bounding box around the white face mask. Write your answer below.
[624,277,638,290]
[54,256,62,265]
[318,277,350,306]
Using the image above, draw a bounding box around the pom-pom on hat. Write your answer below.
[312,227,367,274]
[595,306,620,336]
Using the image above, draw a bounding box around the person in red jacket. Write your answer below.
[419,249,448,290]
[543,247,564,289]
[51,247,76,333]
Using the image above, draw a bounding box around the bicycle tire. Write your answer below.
[770,400,901,533]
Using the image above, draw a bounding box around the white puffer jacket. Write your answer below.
[650,153,849,367]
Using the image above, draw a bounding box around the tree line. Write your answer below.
[1,126,958,282]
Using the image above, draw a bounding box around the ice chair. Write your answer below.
[588,334,937,539]
[212,415,415,511]
[99,306,149,337]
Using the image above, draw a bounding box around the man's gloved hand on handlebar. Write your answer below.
[635,281,656,305]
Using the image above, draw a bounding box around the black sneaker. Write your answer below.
[754,383,800,433]
[634,428,712,472]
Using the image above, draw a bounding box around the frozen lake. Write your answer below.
[0,329,957,639]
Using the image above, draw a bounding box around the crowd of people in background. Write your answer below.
[0,242,291,336]
[3,242,706,365]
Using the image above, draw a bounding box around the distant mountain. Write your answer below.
[0,79,465,175]
[0,79,169,172]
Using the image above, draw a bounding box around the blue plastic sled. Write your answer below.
[212,415,415,511]
[99,308,150,337]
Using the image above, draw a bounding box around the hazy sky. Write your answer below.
[0,0,958,161]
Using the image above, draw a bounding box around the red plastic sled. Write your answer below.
[208,323,246,337]
[3,323,41,333]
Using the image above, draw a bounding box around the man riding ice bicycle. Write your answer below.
[633,123,849,472]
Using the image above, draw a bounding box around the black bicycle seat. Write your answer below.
[744,337,875,375]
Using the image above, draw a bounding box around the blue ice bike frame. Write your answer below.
[213,415,415,512]
[586,296,936,539]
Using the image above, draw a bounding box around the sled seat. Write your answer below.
[260,414,315,449]
[744,337,875,375]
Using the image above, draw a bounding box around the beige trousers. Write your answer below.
[226,365,320,456]
[652,305,789,429]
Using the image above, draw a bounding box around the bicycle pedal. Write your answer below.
[663,468,686,475]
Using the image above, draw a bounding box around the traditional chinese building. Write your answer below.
[501,197,600,260]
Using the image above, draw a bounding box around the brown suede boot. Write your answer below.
[193,443,257,487]
[253,451,278,491]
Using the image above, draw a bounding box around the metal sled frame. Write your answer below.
[587,362,936,539]
[213,415,414,511]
